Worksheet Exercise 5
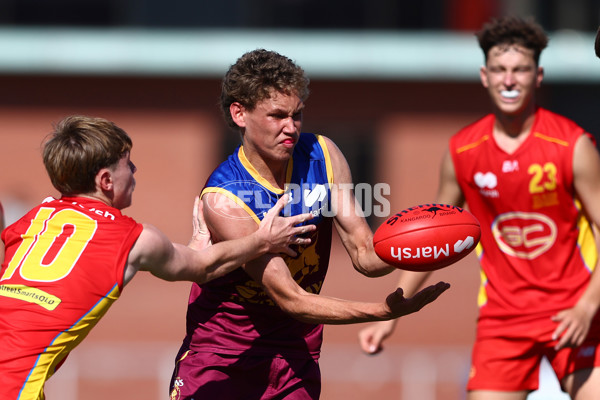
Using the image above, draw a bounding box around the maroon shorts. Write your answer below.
[169,350,321,400]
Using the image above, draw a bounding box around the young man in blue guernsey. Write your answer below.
[169,49,451,400]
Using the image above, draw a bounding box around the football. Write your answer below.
[373,204,481,272]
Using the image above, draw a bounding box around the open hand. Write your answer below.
[258,194,316,256]
[385,281,451,319]
[551,304,594,350]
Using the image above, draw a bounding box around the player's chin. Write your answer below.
[115,196,133,210]
[496,100,526,115]
[273,147,295,160]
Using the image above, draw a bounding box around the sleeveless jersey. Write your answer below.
[183,132,334,359]
[450,107,598,336]
[0,196,143,400]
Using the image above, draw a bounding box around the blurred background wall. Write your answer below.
[1,1,600,399]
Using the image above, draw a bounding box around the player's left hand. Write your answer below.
[188,196,212,251]
[551,304,595,350]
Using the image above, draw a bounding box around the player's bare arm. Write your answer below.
[321,135,396,277]
[435,150,466,207]
[124,194,315,286]
[245,252,449,324]
[359,149,465,354]
[552,134,600,349]
[202,177,449,324]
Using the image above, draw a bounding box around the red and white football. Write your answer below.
[373,204,481,272]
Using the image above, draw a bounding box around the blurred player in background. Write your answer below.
[359,16,600,400]
[0,115,315,400]
[169,49,450,400]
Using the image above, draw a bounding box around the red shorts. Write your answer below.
[467,319,600,392]
[169,349,321,400]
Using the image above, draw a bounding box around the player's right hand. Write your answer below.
[358,319,397,355]
[258,194,316,257]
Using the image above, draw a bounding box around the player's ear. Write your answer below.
[97,168,113,191]
[479,66,489,88]
[535,66,544,88]
[230,102,246,128]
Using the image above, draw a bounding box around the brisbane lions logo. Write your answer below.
[234,229,322,304]
[283,229,321,287]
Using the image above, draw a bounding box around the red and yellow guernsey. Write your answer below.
[450,107,598,337]
[0,196,142,400]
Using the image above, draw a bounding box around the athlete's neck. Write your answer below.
[242,148,288,190]
[492,109,537,154]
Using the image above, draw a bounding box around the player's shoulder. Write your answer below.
[295,132,331,154]
[534,107,585,140]
[454,114,494,138]
[449,114,494,153]
[204,148,245,187]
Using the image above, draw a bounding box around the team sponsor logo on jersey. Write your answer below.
[0,284,61,310]
[285,183,330,218]
[474,172,499,198]
[491,212,557,259]
[303,184,328,207]
[502,160,519,173]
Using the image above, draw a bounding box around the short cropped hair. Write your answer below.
[220,49,310,129]
[476,16,548,65]
[43,115,132,195]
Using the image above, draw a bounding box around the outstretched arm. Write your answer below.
[124,194,315,285]
[246,252,449,325]
[322,136,396,277]
[201,182,449,325]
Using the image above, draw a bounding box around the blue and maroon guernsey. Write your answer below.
[183,132,334,360]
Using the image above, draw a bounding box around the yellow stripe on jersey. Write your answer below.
[533,132,570,147]
[474,242,488,307]
[316,135,334,184]
[286,156,294,184]
[455,135,490,154]
[574,201,598,272]
[477,268,488,308]
[201,187,261,225]
[19,284,121,400]
[237,146,291,195]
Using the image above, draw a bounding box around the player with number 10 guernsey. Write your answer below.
[0,115,318,400]
[0,196,142,399]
